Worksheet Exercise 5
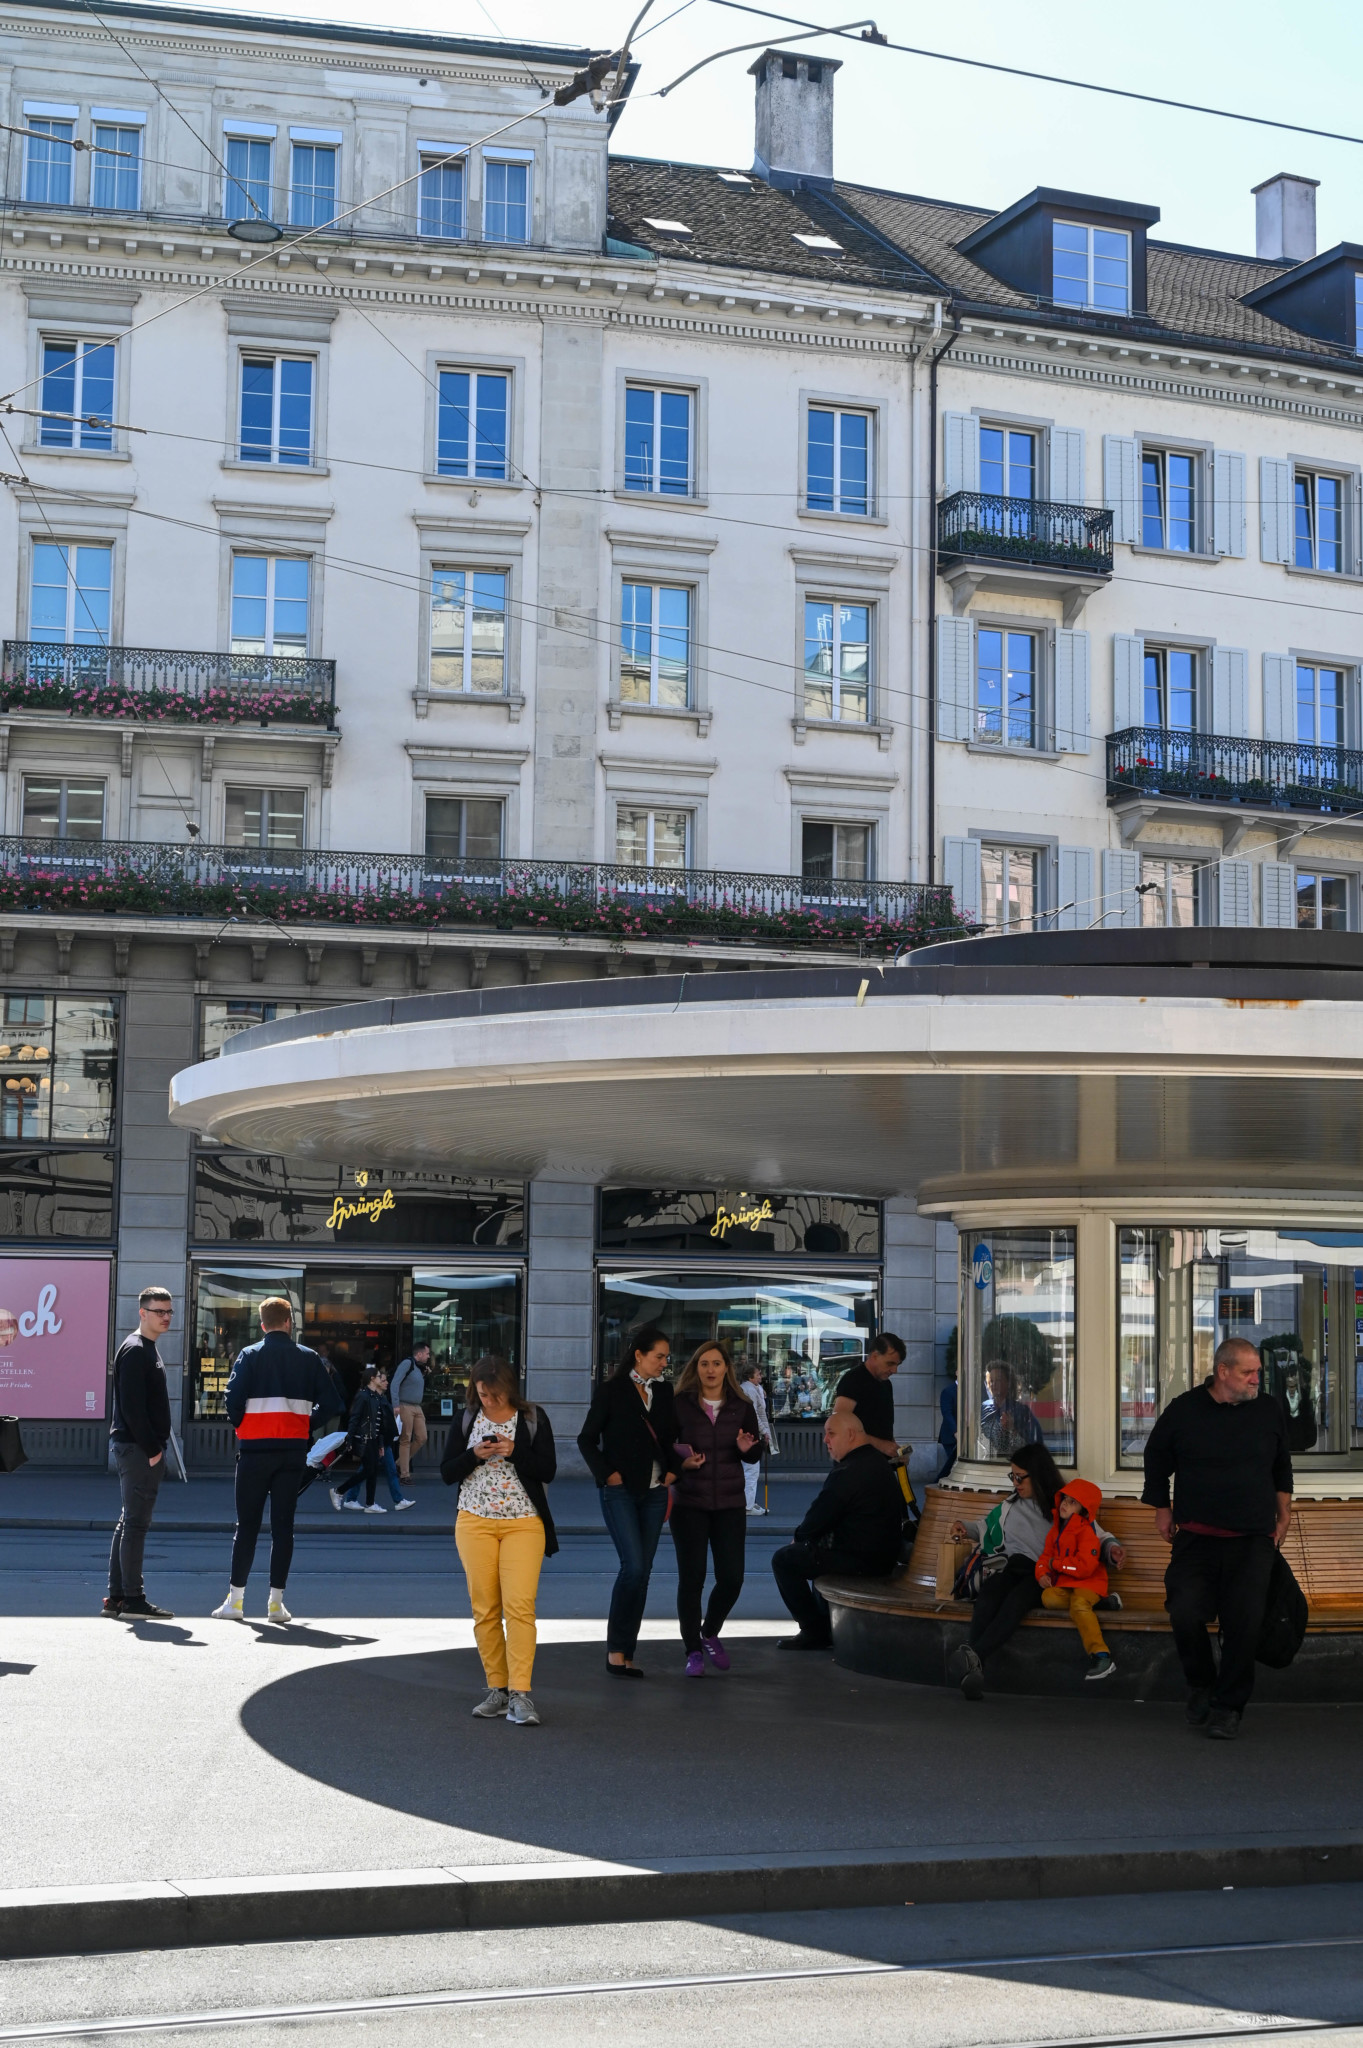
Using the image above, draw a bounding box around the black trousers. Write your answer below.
[771,1540,883,1642]
[231,1449,307,1589]
[1165,1530,1276,1713]
[670,1503,747,1652]
[968,1551,1043,1661]
[108,1442,164,1601]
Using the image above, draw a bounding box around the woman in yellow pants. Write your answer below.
[441,1354,558,1726]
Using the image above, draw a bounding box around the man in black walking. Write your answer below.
[105,1285,176,1620]
[831,1331,907,1462]
[1143,1337,1293,1740]
[771,1408,905,1649]
[211,1296,334,1623]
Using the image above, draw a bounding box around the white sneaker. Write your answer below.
[210,1592,244,1620]
[507,1691,541,1726]
[747,1505,768,1516]
[328,1487,344,1512]
[364,1502,387,1514]
[266,1597,292,1623]
[472,1687,509,1718]
[395,1497,416,1511]
[343,1498,363,1512]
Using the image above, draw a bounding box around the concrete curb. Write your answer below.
[2,1838,1359,1959]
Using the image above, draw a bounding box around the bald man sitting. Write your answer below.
[771,1408,906,1650]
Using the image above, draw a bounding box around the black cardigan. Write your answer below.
[577,1372,682,1498]
[440,1406,559,1556]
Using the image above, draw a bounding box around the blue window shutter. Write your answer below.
[1260,861,1296,927]
[1057,845,1095,930]
[943,836,981,921]
[1102,435,1140,544]
[1049,426,1085,505]
[1259,456,1293,564]
[1262,653,1294,742]
[935,615,974,742]
[1054,629,1090,752]
[1112,634,1144,732]
[1101,847,1140,927]
[941,413,979,496]
[1212,646,1248,737]
[1212,449,1246,557]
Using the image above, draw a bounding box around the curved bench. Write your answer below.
[819,1486,1363,1702]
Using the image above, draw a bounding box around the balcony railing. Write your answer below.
[0,837,964,951]
[0,643,336,729]
[1107,726,1363,817]
[937,492,1114,577]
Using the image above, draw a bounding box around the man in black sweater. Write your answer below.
[772,1408,905,1649]
[831,1331,907,1462]
[105,1285,176,1620]
[1143,1338,1294,1739]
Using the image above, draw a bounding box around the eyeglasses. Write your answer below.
[144,1306,173,1318]
[1009,1471,1029,1487]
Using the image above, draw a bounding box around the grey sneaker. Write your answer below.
[507,1691,541,1726]
[471,1688,509,1719]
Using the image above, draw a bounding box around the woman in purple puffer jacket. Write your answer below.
[670,1339,763,1677]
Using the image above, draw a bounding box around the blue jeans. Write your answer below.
[345,1445,404,1506]
[599,1485,669,1657]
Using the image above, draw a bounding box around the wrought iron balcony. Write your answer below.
[937,492,1114,577]
[1107,726,1363,817]
[0,643,336,729]
[0,836,963,951]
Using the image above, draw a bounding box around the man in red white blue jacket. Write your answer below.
[211,1296,335,1623]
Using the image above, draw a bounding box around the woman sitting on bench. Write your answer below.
[947,1443,1125,1701]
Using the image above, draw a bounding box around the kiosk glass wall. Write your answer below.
[960,1228,1076,1463]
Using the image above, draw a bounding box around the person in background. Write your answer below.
[938,1375,958,1480]
[671,1341,761,1675]
[832,1332,908,1462]
[442,1353,556,1727]
[739,1361,776,1516]
[105,1285,176,1621]
[978,1361,1044,1460]
[577,1324,681,1676]
[391,1341,430,1485]
[770,1408,904,1650]
[1035,1477,1118,1683]
[333,1364,413,1513]
[334,1366,400,1513]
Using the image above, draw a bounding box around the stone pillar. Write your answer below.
[114,987,195,1436]
[882,1196,941,1486]
[524,1176,595,1473]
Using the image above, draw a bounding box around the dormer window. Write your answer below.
[1053,221,1130,313]
[1242,241,1363,353]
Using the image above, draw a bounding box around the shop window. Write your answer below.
[0,993,116,1143]
[424,797,503,864]
[412,1268,523,1415]
[1118,1224,1363,1463]
[0,1149,115,1242]
[960,1228,1075,1463]
[192,1266,303,1420]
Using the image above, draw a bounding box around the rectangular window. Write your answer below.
[1357,274,1363,355]
[975,627,1035,747]
[224,786,307,850]
[424,797,503,863]
[1139,855,1200,928]
[1296,871,1349,931]
[238,355,313,465]
[0,994,116,1147]
[230,555,309,656]
[24,118,73,205]
[806,406,871,516]
[419,154,464,239]
[1052,219,1130,313]
[962,1227,1075,1463]
[289,143,336,228]
[436,369,509,480]
[981,845,1039,932]
[979,426,1036,501]
[802,821,871,881]
[21,775,105,841]
[804,599,870,725]
[620,582,690,708]
[225,136,272,224]
[1295,472,1344,573]
[1142,646,1198,731]
[429,569,507,694]
[91,124,141,210]
[1141,449,1197,552]
[39,340,115,452]
[30,542,111,645]
[1296,663,1347,748]
[615,808,690,869]
[484,157,529,243]
[623,385,692,496]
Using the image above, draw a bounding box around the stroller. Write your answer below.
[298,1428,362,1500]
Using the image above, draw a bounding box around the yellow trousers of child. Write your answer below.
[455,1511,546,1692]
[1041,1584,1108,1654]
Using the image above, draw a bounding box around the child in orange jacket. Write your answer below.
[1036,1477,1117,1682]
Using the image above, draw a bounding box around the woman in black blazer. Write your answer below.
[578,1324,690,1676]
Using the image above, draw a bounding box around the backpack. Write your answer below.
[1256,1548,1308,1669]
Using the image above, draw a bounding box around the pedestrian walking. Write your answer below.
[739,1361,776,1515]
[1142,1337,1294,1739]
[442,1354,557,1727]
[771,1408,904,1650]
[831,1332,907,1461]
[391,1342,430,1484]
[211,1296,336,1622]
[333,1366,400,1513]
[104,1285,176,1620]
[577,1323,682,1676]
[671,1341,762,1675]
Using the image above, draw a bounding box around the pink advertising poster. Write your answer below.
[0,1260,112,1419]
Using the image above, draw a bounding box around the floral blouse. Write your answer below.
[457,1414,537,1520]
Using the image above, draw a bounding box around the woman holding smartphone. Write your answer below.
[577,1324,688,1676]
[442,1354,557,1727]
[670,1339,762,1676]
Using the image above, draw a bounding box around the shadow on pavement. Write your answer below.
[0,1661,35,1677]
[124,1621,205,1648]
[246,1623,378,1650]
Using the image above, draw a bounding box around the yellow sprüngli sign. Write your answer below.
[710,1196,774,1239]
[326,1186,396,1231]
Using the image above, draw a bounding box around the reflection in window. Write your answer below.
[1141,449,1196,552]
[230,555,308,655]
[1143,646,1198,732]
[40,340,115,451]
[412,1269,523,1415]
[192,1266,304,1419]
[0,993,117,1143]
[804,599,870,724]
[620,582,690,707]
[1296,663,1346,749]
[1140,855,1199,928]
[624,385,693,495]
[200,999,331,1060]
[1296,871,1348,931]
[615,808,689,869]
[981,844,1038,932]
[961,1228,1075,1462]
[807,406,871,515]
[429,568,507,693]
[979,426,1035,501]
[436,370,508,479]
[1052,220,1130,312]
[1295,472,1343,573]
[975,627,1035,747]
[239,355,313,464]
[30,542,111,646]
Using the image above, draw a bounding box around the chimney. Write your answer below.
[1253,173,1319,263]
[749,48,841,189]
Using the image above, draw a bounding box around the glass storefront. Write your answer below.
[960,1227,1076,1463]
[1119,1225,1363,1464]
[0,993,118,1247]
[191,1153,524,1250]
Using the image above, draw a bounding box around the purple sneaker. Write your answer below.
[684,1650,706,1678]
[700,1635,730,1672]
